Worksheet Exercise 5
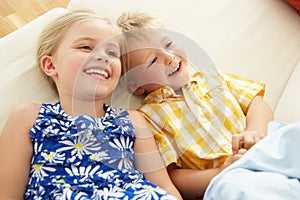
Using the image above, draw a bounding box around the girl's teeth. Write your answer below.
[86,69,108,78]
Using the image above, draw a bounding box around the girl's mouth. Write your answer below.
[84,67,111,80]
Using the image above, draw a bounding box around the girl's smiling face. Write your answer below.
[47,19,121,101]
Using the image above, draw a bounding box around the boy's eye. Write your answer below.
[79,46,93,51]
[148,57,158,67]
[166,41,173,48]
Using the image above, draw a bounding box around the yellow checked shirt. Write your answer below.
[138,70,265,170]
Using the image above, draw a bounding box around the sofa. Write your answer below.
[1,0,300,132]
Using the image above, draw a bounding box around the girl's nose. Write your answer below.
[95,54,109,63]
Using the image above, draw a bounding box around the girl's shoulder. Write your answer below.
[9,102,41,127]
[11,102,41,116]
[1,102,41,138]
[127,109,144,123]
[127,109,154,138]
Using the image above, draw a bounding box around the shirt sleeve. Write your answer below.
[222,73,265,113]
[137,111,180,167]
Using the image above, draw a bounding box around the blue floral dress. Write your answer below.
[25,102,175,200]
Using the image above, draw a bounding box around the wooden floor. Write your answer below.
[0,0,70,38]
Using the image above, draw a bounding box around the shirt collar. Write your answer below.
[142,86,183,104]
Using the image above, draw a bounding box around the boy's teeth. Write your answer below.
[169,64,180,76]
[86,69,108,78]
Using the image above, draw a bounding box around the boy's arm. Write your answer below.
[168,149,246,198]
[168,164,221,198]
[232,95,273,153]
[0,103,38,199]
[129,110,182,200]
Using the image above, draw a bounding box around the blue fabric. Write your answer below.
[204,120,300,200]
[25,102,175,200]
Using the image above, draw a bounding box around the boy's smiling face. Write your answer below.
[125,29,190,95]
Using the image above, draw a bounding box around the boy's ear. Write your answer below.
[127,81,145,96]
[40,55,57,76]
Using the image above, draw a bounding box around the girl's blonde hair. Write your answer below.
[36,9,114,94]
[117,12,164,75]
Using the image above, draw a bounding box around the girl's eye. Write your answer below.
[107,51,119,58]
[79,46,92,51]
[166,41,173,48]
[148,57,158,67]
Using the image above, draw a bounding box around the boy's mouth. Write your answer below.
[84,67,111,80]
[168,61,182,76]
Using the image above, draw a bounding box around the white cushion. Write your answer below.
[0,8,67,130]
[275,61,300,122]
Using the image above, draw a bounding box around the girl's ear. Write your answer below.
[40,55,57,77]
[127,81,145,96]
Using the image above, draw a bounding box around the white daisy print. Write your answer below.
[41,151,65,163]
[108,135,133,170]
[93,186,126,200]
[132,185,170,200]
[65,165,100,182]
[89,150,109,162]
[57,134,101,160]
[31,164,56,180]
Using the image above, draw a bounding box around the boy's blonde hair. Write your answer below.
[117,12,164,75]
[117,12,163,32]
[36,9,114,94]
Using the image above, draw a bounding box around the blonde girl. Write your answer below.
[0,10,181,200]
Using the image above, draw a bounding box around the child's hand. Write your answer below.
[232,131,265,154]
[221,149,247,170]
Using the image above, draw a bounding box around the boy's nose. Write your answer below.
[162,51,175,66]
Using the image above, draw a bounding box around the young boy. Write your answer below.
[117,12,273,198]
